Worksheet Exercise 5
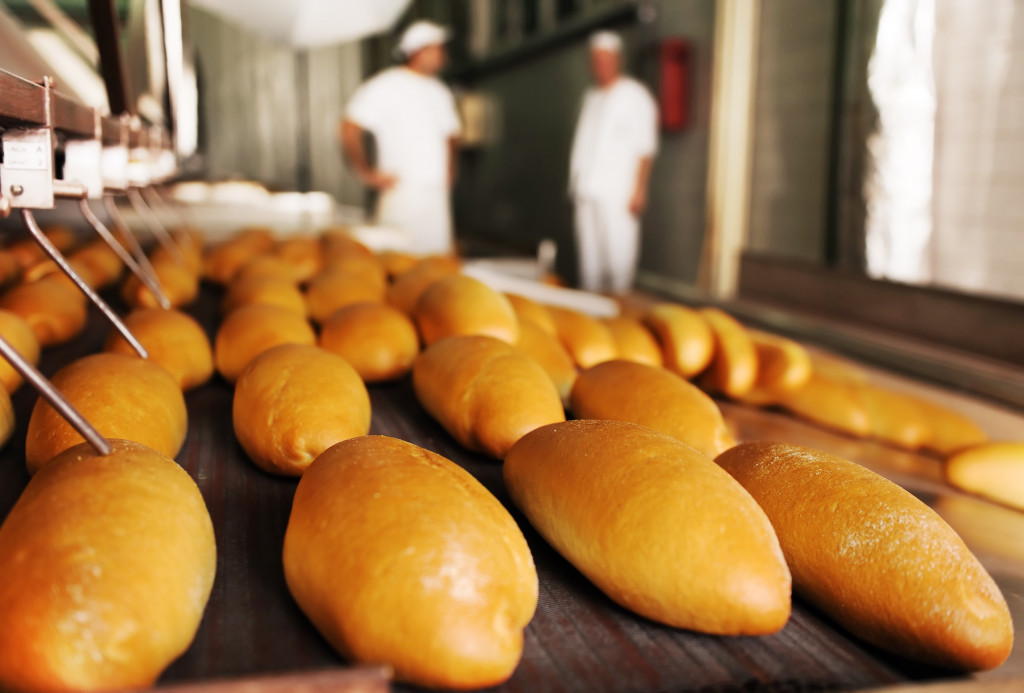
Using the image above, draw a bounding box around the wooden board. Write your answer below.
[0,282,1019,692]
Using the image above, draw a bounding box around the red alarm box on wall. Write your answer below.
[659,38,692,132]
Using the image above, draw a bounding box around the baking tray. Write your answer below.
[0,282,1021,693]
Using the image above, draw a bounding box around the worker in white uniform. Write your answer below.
[340,21,461,256]
[569,31,658,293]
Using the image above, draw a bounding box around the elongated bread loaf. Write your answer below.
[0,279,87,347]
[506,293,556,335]
[0,309,40,393]
[570,360,734,458]
[735,329,811,406]
[776,373,872,438]
[858,385,932,450]
[104,308,214,391]
[697,308,757,397]
[304,263,387,324]
[946,442,1024,512]
[272,235,322,283]
[413,335,565,458]
[122,257,199,309]
[25,353,188,474]
[222,275,307,316]
[214,303,316,383]
[642,303,713,378]
[319,302,420,382]
[234,344,370,476]
[387,256,461,315]
[505,420,790,635]
[284,436,537,689]
[0,440,216,692]
[601,316,663,367]
[715,441,1014,670]
[515,320,577,406]
[548,306,616,368]
[914,397,988,456]
[414,274,519,346]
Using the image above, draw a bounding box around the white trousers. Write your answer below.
[573,196,640,294]
[377,183,453,256]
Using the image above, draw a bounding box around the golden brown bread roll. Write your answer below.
[232,255,304,285]
[376,249,419,278]
[505,293,556,335]
[304,265,387,324]
[736,329,812,405]
[0,249,23,288]
[70,240,124,289]
[548,306,616,368]
[642,303,714,378]
[776,373,872,438]
[318,302,420,382]
[0,309,41,392]
[386,256,461,315]
[201,228,275,284]
[413,335,565,459]
[915,397,988,456]
[104,308,214,391]
[0,279,87,347]
[0,439,216,692]
[697,308,757,397]
[858,385,932,450]
[222,275,307,316]
[284,436,537,688]
[320,228,374,263]
[25,353,188,474]
[122,257,199,309]
[214,303,316,383]
[234,344,370,476]
[715,441,1013,670]
[601,316,662,367]
[946,442,1024,512]
[809,350,869,384]
[570,360,734,457]
[149,229,204,276]
[414,274,519,346]
[505,420,790,634]
[272,235,323,283]
[514,320,577,406]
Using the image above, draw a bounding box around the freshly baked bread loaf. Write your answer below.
[642,303,714,378]
[149,229,204,276]
[104,308,214,391]
[570,360,734,458]
[413,335,565,458]
[25,353,188,473]
[0,439,216,692]
[414,274,519,346]
[736,329,812,405]
[214,303,316,383]
[318,302,420,382]
[776,373,872,438]
[548,306,616,368]
[715,441,1014,670]
[304,265,387,324]
[809,350,868,384]
[506,293,556,335]
[946,442,1024,512]
[122,257,199,309]
[858,385,932,450]
[697,308,757,397]
[70,239,124,289]
[201,228,275,284]
[505,420,790,634]
[377,250,419,278]
[284,436,538,689]
[0,309,41,392]
[386,256,460,315]
[222,275,308,316]
[272,235,322,283]
[914,397,988,456]
[0,279,87,347]
[234,344,370,476]
[514,320,577,406]
[601,316,662,367]
[320,229,374,263]
[232,255,304,285]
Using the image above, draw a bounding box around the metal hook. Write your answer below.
[79,198,171,309]
[0,334,111,456]
[142,185,187,231]
[103,193,163,281]
[21,208,149,359]
[126,187,187,265]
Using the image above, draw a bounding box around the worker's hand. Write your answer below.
[629,188,647,217]
[363,170,398,190]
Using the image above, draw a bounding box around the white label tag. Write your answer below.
[3,141,49,170]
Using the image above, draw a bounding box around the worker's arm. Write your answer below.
[340,119,397,190]
[629,155,654,217]
[447,136,459,188]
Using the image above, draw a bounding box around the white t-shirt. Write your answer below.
[346,67,461,189]
[569,77,658,202]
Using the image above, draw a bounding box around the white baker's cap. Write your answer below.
[589,30,622,53]
[397,20,449,57]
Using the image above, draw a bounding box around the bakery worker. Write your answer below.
[569,30,659,293]
[340,20,461,256]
